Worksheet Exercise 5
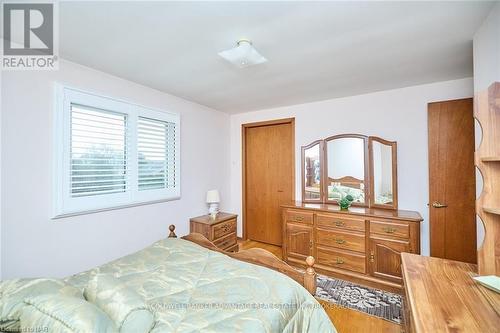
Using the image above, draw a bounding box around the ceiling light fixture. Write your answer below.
[218,39,267,68]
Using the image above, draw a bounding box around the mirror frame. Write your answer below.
[324,134,369,207]
[368,136,398,210]
[301,140,324,203]
[300,133,398,210]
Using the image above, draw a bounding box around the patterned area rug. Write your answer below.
[316,275,403,324]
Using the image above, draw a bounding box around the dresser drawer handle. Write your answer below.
[335,238,345,244]
[383,227,396,234]
[335,221,345,227]
[335,257,344,264]
[293,216,304,222]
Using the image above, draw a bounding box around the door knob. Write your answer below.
[432,201,448,208]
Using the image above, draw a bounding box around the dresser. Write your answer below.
[189,212,238,252]
[282,202,422,292]
[401,253,500,332]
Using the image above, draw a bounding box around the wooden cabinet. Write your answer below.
[368,217,418,284]
[282,202,422,292]
[369,236,410,283]
[285,223,313,265]
[190,212,238,252]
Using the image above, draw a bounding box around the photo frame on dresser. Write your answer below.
[301,134,398,210]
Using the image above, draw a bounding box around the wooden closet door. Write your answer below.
[244,119,294,246]
[428,98,476,263]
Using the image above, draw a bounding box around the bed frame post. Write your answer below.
[168,225,177,238]
[304,256,317,295]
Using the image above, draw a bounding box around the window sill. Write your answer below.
[52,196,181,219]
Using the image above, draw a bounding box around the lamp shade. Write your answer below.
[218,39,267,68]
[206,190,220,203]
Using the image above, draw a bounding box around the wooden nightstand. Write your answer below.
[189,212,238,252]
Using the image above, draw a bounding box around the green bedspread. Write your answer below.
[65,237,336,332]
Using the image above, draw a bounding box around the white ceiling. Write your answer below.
[59,1,494,114]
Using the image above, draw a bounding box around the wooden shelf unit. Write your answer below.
[483,207,500,215]
[481,156,500,162]
[475,82,500,275]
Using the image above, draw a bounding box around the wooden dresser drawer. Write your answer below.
[213,219,236,239]
[284,209,313,225]
[370,220,409,239]
[316,228,365,252]
[225,243,239,252]
[214,232,237,249]
[316,213,365,232]
[190,212,239,252]
[317,246,366,274]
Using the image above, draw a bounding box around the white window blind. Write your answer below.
[138,117,177,191]
[71,105,128,197]
[54,85,180,217]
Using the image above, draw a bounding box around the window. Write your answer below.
[54,85,180,217]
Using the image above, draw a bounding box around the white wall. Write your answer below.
[1,60,230,279]
[473,2,500,92]
[229,78,473,256]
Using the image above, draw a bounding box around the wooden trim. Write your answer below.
[241,124,247,240]
[300,133,399,210]
[368,136,398,210]
[241,118,295,241]
[323,134,370,207]
[475,82,500,275]
[428,97,473,106]
[301,140,324,203]
[172,226,317,295]
[314,262,403,294]
[241,118,295,129]
[281,202,423,222]
[328,176,363,188]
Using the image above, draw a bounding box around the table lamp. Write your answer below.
[206,189,220,217]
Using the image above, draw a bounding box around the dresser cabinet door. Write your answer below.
[368,236,410,283]
[286,223,313,261]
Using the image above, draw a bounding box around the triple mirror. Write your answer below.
[302,134,397,209]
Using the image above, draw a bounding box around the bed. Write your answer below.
[1,227,336,332]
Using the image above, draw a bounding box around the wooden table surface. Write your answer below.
[401,253,500,333]
[189,212,237,225]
